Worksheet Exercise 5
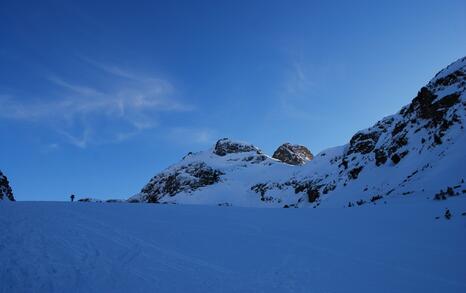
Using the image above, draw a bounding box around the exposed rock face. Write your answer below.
[272,143,313,165]
[0,171,15,201]
[213,138,261,156]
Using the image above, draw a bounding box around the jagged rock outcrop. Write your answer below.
[272,143,313,165]
[131,57,466,208]
[0,171,15,201]
[213,138,262,156]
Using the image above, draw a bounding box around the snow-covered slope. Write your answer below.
[0,171,14,201]
[131,57,466,207]
[1,200,465,293]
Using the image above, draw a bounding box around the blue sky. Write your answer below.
[1,0,465,201]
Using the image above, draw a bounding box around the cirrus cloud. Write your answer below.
[0,59,194,148]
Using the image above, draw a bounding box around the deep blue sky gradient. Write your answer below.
[1,0,465,200]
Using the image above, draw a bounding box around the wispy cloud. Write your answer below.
[0,59,193,148]
[284,60,314,96]
[266,59,321,122]
[79,56,139,80]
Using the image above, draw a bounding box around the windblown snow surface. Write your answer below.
[1,200,465,293]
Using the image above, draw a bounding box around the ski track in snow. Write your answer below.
[1,200,466,293]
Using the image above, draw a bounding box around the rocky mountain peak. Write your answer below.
[272,143,313,165]
[213,138,262,156]
[0,171,15,201]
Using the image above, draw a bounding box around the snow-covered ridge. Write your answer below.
[0,170,15,201]
[131,57,466,207]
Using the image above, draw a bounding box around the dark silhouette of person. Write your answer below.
[70,194,75,202]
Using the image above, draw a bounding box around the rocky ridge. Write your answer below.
[130,57,466,207]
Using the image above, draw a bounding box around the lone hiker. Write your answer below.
[70,194,75,202]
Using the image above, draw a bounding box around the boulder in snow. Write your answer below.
[272,143,313,165]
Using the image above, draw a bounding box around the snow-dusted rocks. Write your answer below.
[77,198,103,203]
[0,171,15,201]
[343,56,466,171]
[131,162,224,203]
[131,57,466,207]
[272,143,313,165]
